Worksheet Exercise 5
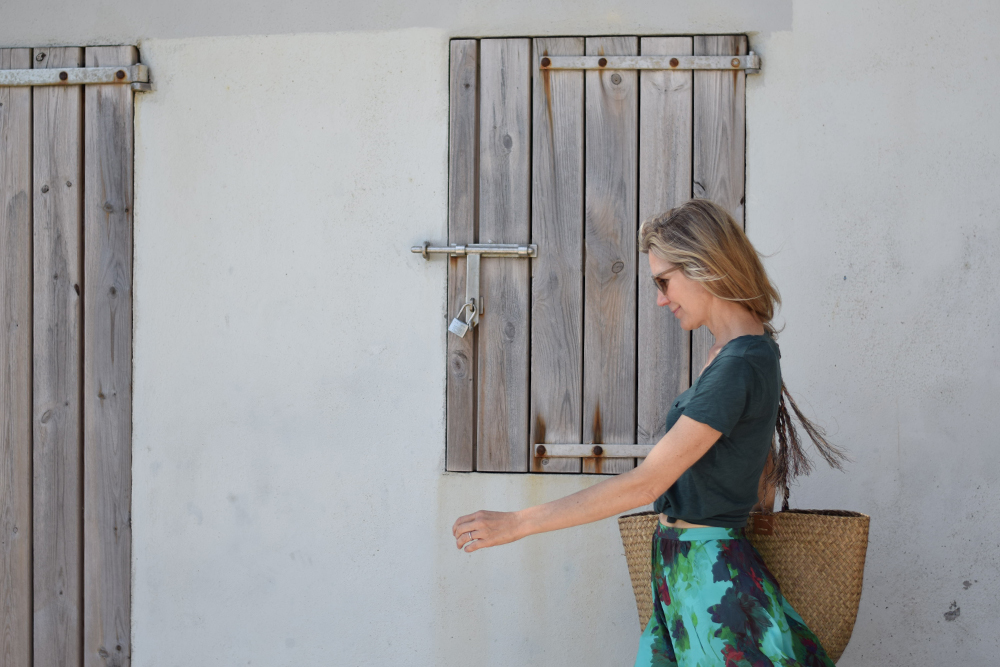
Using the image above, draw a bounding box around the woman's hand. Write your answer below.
[452,510,526,553]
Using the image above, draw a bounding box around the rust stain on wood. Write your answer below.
[531,414,547,471]
[588,404,604,474]
[540,49,554,143]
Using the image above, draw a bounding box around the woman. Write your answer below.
[452,199,841,666]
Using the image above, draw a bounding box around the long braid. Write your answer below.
[766,383,849,510]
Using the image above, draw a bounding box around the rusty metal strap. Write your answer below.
[539,54,760,73]
[0,64,149,88]
[535,444,655,458]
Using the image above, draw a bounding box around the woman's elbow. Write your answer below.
[629,466,666,507]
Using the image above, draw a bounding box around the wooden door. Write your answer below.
[1,45,136,667]
[446,36,748,474]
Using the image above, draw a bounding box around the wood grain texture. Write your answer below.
[476,39,531,472]
[84,45,135,667]
[583,36,638,475]
[0,47,33,667]
[446,40,478,472]
[637,37,693,458]
[692,35,747,379]
[530,37,584,474]
[34,45,85,667]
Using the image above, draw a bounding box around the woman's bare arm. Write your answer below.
[451,415,722,552]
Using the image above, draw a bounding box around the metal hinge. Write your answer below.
[535,444,654,458]
[0,65,151,91]
[412,242,537,336]
[539,52,760,74]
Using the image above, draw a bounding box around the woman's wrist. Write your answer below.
[513,507,537,541]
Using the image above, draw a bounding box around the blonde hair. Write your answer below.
[639,199,847,507]
[638,198,781,335]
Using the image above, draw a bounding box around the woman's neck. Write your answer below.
[705,300,765,348]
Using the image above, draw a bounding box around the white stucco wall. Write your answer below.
[6,0,998,664]
[130,30,644,666]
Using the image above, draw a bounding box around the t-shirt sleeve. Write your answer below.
[681,355,756,436]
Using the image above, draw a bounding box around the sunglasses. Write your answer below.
[651,268,677,295]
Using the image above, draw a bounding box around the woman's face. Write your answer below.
[647,253,712,331]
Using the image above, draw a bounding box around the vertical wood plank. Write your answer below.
[0,46,33,667]
[476,39,531,472]
[637,37,693,457]
[446,40,478,472]
[84,45,135,667]
[34,45,85,667]
[583,36,638,474]
[692,35,747,378]
[530,37,584,474]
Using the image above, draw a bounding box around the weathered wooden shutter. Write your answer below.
[446,36,747,474]
[1,45,136,667]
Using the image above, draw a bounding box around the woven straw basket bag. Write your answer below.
[617,509,870,663]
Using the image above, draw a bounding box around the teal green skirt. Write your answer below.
[634,522,835,666]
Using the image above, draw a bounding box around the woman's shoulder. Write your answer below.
[718,334,780,376]
[720,334,778,358]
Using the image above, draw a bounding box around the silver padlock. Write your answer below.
[448,301,476,337]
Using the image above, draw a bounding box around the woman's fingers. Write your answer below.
[452,511,481,537]
[457,528,480,552]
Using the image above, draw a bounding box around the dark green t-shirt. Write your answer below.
[652,334,782,528]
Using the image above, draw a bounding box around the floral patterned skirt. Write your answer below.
[634,522,836,667]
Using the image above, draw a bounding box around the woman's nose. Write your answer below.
[656,291,670,307]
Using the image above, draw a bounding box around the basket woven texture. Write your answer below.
[617,510,870,663]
